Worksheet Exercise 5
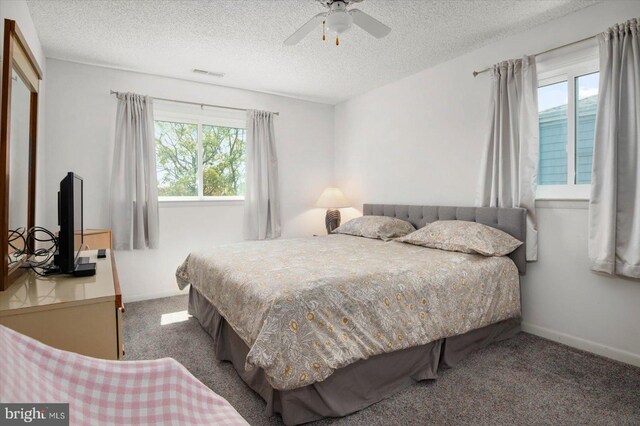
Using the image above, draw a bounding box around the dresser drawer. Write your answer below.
[0,300,119,359]
[84,229,112,250]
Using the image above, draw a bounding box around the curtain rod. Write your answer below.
[472,34,597,77]
[109,90,279,116]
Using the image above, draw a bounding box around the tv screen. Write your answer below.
[56,172,83,273]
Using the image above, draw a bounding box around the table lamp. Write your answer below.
[316,187,350,234]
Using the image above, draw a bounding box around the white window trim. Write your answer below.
[154,109,246,203]
[159,197,244,208]
[536,56,599,201]
[536,184,590,200]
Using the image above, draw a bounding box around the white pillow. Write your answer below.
[396,220,522,256]
[333,216,416,241]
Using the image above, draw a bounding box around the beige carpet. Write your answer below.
[123,295,640,425]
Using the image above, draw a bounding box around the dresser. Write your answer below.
[0,249,124,359]
[83,229,113,250]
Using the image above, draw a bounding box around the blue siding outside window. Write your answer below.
[575,96,597,184]
[538,95,596,185]
[539,104,568,185]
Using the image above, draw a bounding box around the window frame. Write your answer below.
[536,58,598,200]
[154,109,246,203]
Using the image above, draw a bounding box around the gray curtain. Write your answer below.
[589,18,640,278]
[110,93,159,250]
[476,56,539,261]
[243,110,281,240]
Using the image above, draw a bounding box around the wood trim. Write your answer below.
[1,19,42,291]
[112,249,124,358]
[11,40,39,93]
[1,20,15,290]
[11,20,42,79]
[110,250,124,312]
[85,229,112,236]
[116,306,124,359]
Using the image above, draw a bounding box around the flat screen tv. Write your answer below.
[56,172,84,274]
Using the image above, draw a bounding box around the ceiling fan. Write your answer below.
[284,0,391,46]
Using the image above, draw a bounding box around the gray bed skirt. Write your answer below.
[188,287,521,425]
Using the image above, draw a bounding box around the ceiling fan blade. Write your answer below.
[349,9,391,38]
[284,13,326,46]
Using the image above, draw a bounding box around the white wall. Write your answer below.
[334,1,640,365]
[0,1,45,65]
[43,59,334,301]
[1,0,47,225]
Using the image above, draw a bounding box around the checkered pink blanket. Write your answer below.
[0,325,248,425]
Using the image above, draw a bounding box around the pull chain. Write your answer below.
[336,36,340,46]
[322,20,326,41]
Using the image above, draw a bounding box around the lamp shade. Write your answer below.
[316,187,350,208]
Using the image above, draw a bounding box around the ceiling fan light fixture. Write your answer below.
[283,0,390,46]
[326,10,353,35]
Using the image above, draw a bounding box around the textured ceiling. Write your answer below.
[26,0,598,104]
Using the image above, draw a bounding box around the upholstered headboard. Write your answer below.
[363,204,527,275]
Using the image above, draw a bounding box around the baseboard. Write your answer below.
[521,321,640,368]
[125,289,187,303]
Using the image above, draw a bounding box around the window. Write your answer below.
[154,113,245,201]
[537,60,599,199]
[538,81,569,185]
[575,73,599,185]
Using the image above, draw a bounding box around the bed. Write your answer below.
[176,204,526,425]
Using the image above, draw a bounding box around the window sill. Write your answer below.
[159,197,244,208]
[537,184,590,200]
[536,199,588,210]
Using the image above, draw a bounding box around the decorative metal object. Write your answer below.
[325,208,341,233]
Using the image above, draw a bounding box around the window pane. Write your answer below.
[155,120,198,196]
[538,81,568,185]
[575,72,599,184]
[202,125,246,196]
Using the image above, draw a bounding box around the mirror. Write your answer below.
[1,19,42,290]
[8,70,30,264]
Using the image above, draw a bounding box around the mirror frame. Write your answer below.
[1,19,42,290]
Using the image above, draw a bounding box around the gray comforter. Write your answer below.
[176,234,520,391]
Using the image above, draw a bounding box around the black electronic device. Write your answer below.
[53,172,86,275]
[73,262,96,277]
[97,249,106,259]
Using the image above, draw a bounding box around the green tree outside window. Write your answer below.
[155,120,245,197]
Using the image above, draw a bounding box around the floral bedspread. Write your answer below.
[176,234,520,391]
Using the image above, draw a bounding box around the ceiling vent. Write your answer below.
[193,69,225,78]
